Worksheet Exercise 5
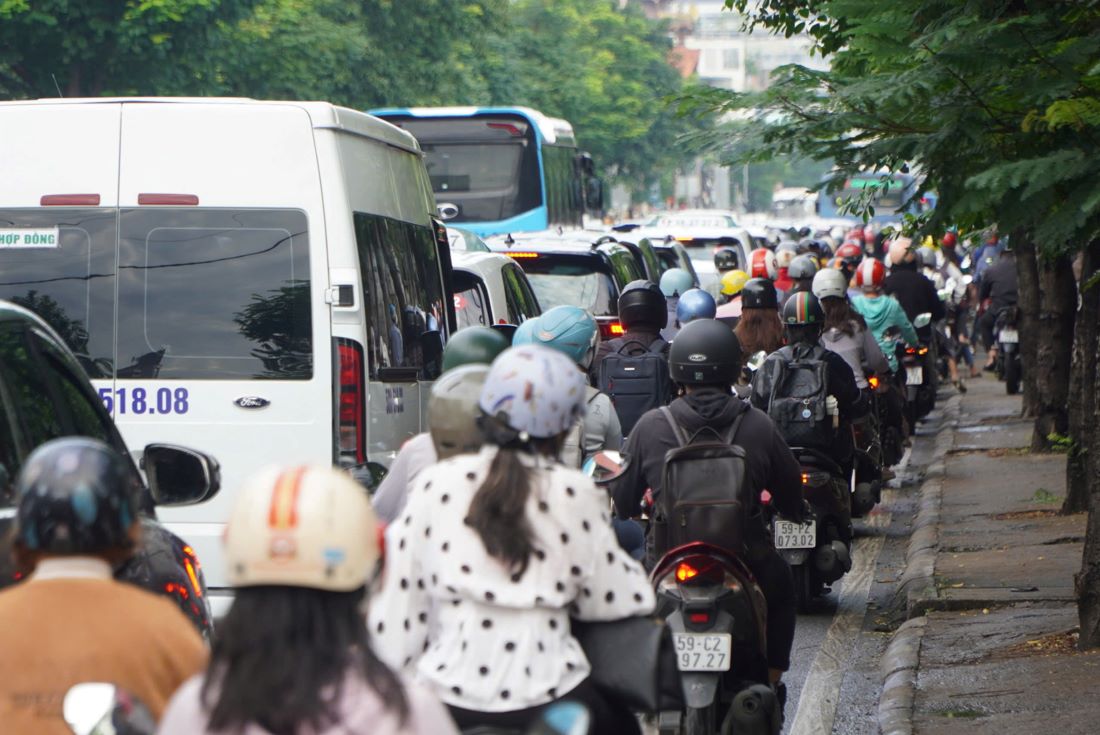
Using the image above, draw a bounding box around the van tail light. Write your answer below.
[138,193,199,206]
[336,338,366,463]
[41,194,100,206]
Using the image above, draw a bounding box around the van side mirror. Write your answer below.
[142,444,220,506]
[585,178,604,210]
[420,330,444,378]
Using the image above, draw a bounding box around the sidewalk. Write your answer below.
[879,376,1100,734]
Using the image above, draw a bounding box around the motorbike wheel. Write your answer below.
[683,704,718,735]
[793,564,815,614]
[1005,356,1021,395]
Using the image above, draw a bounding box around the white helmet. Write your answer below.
[429,364,489,459]
[225,465,380,592]
[479,345,587,440]
[812,268,849,300]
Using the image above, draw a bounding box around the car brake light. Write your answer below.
[137,193,199,206]
[337,339,366,463]
[676,562,699,582]
[689,612,710,624]
[506,252,540,259]
[41,194,101,206]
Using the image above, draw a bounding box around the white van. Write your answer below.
[0,98,452,614]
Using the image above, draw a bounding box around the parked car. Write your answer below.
[487,231,645,339]
[451,250,542,331]
[0,302,221,637]
[0,98,451,615]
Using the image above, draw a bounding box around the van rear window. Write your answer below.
[116,209,312,380]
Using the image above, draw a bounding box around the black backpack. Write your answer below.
[598,337,673,436]
[649,407,750,561]
[761,343,833,448]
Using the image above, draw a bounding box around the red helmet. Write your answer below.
[750,248,778,280]
[835,242,863,265]
[855,258,886,290]
[942,231,957,248]
[846,228,865,244]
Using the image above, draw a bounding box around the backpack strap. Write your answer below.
[660,406,690,448]
[647,338,669,355]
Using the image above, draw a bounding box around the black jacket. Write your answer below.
[884,265,945,340]
[590,329,668,385]
[979,254,1018,312]
[609,389,803,525]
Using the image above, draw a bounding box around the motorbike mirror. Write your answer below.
[142,444,220,506]
[913,313,932,328]
[583,450,625,485]
[962,274,973,285]
[746,350,768,372]
[65,683,154,735]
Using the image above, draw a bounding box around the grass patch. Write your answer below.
[1032,487,1061,504]
[937,709,984,719]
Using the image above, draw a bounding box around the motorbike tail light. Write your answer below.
[599,321,625,339]
[689,612,710,624]
[868,375,880,389]
[336,338,366,464]
[760,489,772,505]
[802,470,831,487]
[676,562,699,583]
[918,346,928,355]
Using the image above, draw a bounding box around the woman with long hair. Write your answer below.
[813,269,890,389]
[158,466,456,735]
[734,277,785,357]
[369,344,654,734]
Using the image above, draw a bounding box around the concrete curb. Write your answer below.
[877,616,928,735]
[877,394,961,735]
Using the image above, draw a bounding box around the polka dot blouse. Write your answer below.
[369,445,656,713]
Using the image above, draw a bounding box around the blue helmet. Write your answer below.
[659,268,694,298]
[511,317,539,348]
[512,306,600,369]
[676,288,717,325]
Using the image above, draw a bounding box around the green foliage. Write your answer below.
[689,0,1100,253]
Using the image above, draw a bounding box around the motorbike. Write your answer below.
[867,373,904,468]
[773,448,853,612]
[993,306,1022,395]
[893,313,936,427]
[651,542,782,735]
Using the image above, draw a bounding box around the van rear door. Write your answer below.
[114,102,331,595]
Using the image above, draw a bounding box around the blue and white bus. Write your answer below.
[370,106,602,237]
[816,172,933,224]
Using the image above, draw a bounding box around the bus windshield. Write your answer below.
[422,142,538,222]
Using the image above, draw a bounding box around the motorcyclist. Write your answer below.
[749,247,779,282]
[159,466,457,735]
[751,293,867,478]
[714,245,741,274]
[797,238,831,268]
[372,326,509,522]
[591,279,669,385]
[813,269,890,389]
[774,243,797,297]
[786,254,819,295]
[716,269,750,327]
[659,267,695,341]
[371,345,654,734]
[734,278,786,359]
[978,245,1018,370]
[676,288,717,326]
[608,318,803,692]
[851,259,919,374]
[513,305,622,467]
[884,238,946,342]
[0,438,207,731]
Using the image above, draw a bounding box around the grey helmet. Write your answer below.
[429,365,490,459]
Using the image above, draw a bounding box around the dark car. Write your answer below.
[0,302,220,636]
[487,232,645,339]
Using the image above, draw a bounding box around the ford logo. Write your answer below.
[688,353,707,362]
[234,396,270,409]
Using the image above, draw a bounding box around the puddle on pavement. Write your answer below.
[957,424,1014,433]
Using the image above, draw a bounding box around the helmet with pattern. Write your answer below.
[478,345,587,441]
[513,305,600,370]
[855,258,887,291]
[15,437,140,556]
[225,465,380,591]
[749,248,778,280]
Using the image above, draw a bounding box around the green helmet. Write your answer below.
[441,326,509,373]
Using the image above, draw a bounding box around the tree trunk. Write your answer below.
[1064,241,1100,514]
[1030,253,1076,451]
[1076,316,1100,649]
[1014,231,1041,417]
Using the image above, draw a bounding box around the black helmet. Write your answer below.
[15,438,139,555]
[617,280,667,331]
[669,319,742,385]
[713,246,740,272]
[781,291,825,326]
[788,253,820,281]
[741,277,779,309]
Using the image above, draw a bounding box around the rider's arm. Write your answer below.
[826,352,867,420]
[927,279,947,321]
[371,435,426,523]
[766,429,804,522]
[892,299,920,346]
[600,394,623,452]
